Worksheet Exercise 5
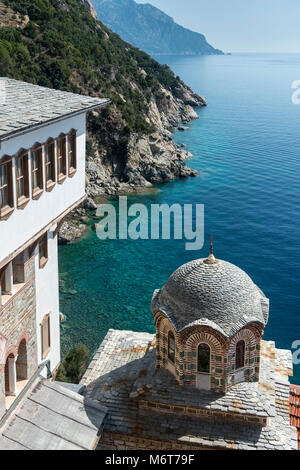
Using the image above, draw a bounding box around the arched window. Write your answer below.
[198,343,210,373]
[235,340,245,369]
[168,331,175,363]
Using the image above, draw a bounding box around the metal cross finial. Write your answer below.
[210,233,213,255]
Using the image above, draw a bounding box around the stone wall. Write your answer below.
[0,255,38,418]
[98,431,213,450]
[154,311,263,393]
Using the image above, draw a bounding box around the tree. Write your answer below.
[0,44,12,74]
[23,21,38,39]
[55,343,90,384]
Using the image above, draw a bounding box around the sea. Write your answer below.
[59,53,300,384]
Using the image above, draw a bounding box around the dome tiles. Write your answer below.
[151,257,269,338]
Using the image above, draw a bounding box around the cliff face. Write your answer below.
[93,0,223,56]
[86,76,206,197]
[78,0,98,19]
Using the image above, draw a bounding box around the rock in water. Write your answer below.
[58,222,88,244]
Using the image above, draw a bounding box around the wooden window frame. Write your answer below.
[56,134,67,184]
[41,313,51,360]
[168,331,175,363]
[39,233,48,269]
[0,156,14,220]
[15,149,30,209]
[68,129,77,177]
[235,340,245,370]
[45,138,56,191]
[31,143,44,200]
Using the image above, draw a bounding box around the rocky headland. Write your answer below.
[59,84,206,244]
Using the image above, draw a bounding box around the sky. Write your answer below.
[136,0,300,53]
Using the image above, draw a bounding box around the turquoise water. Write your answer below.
[59,53,300,384]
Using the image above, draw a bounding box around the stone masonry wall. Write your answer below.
[154,311,263,393]
[0,255,38,418]
[97,431,213,450]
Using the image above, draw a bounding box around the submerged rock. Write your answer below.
[58,222,88,244]
[83,197,98,211]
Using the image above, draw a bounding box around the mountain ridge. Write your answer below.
[92,0,223,56]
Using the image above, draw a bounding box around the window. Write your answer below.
[197,344,210,373]
[41,314,51,359]
[0,262,12,304]
[235,340,245,370]
[31,144,43,198]
[12,251,25,284]
[56,134,66,183]
[0,256,25,306]
[45,139,56,190]
[0,159,14,219]
[39,233,48,268]
[15,150,29,208]
[168,331,175,363]
[68,130,77,176]
[0,268,7,294]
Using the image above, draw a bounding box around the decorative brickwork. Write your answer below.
[154,310,264,393]
[227,324,263,387]
[138,399,268,426]
[98,431,213,450]
[0,256,38,418]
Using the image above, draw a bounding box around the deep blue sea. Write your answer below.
[59,53,300,384]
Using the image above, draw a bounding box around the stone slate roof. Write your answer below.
[81,329,298,450]
[0,378,107,450]
[152,258,269,337]
[0,78,110,141]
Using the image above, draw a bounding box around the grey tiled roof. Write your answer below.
[0,78,110,140]
[152,258,268,337]
[81,329,298,450]
[0,378,107,450]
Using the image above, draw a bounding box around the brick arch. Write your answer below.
[0,346,17,375]
[16,336,28,381]
[179,327,227,391]
[228,327,258,356]
[16,331,29,350]
[160,317,176,336]
[181,324,227,350]
[227,325,261,385]
[184,330,224,356]
[153,310,176,331]
[4,346,17,362]
[155,314,179,376]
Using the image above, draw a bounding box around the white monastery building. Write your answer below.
[0,78,109,418]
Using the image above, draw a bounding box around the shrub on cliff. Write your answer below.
[55,343,90,384]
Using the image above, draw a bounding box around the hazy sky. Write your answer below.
[136,0,300,53]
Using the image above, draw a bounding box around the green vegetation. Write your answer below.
[0,0,184,136]
[55,343,90,384]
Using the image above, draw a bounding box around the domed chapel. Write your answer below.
[152,249,269,393]
[80,248,298,450]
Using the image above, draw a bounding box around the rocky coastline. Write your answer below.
[59,82,206,244]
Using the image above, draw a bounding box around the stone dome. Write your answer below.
[151,257,269,338]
